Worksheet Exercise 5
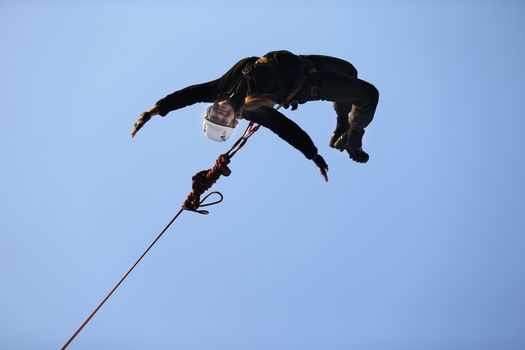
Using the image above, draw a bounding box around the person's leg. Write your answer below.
[301,56,357,135]
[296,70,379,163]
[330,101,352,146]
[301,55,358,78]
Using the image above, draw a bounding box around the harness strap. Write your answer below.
[239,54,317,110]
[279,59,317,109]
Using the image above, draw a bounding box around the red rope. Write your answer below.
[182,122,259,213]
[61,207,185,350]
[61,122,259,349]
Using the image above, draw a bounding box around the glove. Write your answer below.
[313,154,329,182]
[131,111,152,138]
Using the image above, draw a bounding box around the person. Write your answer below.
[131,50,379,181]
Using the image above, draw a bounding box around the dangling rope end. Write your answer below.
[183,191,224,215]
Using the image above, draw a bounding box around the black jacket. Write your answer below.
[155,51,319,160]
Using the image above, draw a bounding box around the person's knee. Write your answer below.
[368,84,379,106]
[348,66,358,79]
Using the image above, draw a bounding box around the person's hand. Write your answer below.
[131,111,152,138]
[313,154,329,182]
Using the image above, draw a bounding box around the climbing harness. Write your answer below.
[236,53,317,111]
[61,122,259,350]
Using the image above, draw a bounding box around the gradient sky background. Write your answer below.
[1,1,524,349]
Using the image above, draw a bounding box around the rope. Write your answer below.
[61,122,259,349]
[182,122,259,214]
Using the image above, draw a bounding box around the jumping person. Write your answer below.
[131,50,379,181]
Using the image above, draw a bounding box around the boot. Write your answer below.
[330,102,352,151]
[329,127,348,151]
[346,128,369,163]
[331,128,369,163]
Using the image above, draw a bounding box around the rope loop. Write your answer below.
[190,191,224,215]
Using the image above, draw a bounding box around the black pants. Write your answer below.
[296,55,379,133]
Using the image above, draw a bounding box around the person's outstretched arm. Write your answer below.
[154,79,220,116]
[131,79,220,137]
[243,107,329,181]
[131,56,259,137]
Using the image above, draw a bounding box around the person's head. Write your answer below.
[203,100,239,142]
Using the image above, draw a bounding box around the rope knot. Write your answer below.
[182,154,231,213]
[182,122,259,214]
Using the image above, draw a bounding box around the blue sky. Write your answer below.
[1,1,524,349]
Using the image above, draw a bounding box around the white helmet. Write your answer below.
[203,117,235,142]
[203,102,238,142]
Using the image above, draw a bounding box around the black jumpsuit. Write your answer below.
[155,50,378,161]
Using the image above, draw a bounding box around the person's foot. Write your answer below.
[329,128,348,151]
[347,146,369,163]
[330,128,369,163]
